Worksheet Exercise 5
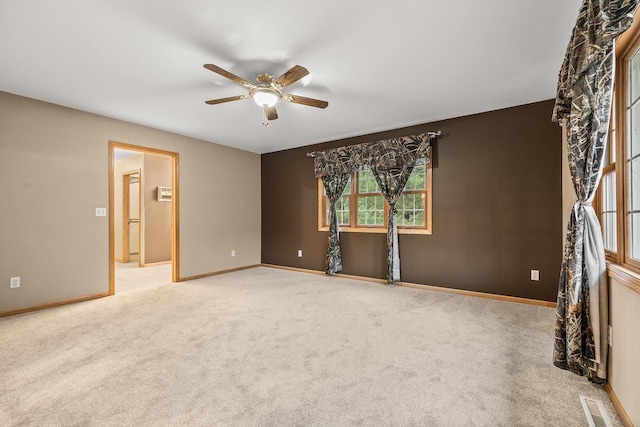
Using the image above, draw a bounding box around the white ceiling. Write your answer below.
[0,1,580,154]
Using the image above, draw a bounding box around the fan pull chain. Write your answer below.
[262,105,269,126]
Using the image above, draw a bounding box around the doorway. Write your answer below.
[109,141,180,295]
[122,171,141,265]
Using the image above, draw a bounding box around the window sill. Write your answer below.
[318,226,432,235]
[607,262,640,295]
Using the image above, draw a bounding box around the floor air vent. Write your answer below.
[580,396,613,427]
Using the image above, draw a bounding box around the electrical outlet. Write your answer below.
[298,249,303,257]
[530,270,540,281]
[10,277,20,288]
[231,250,236,257]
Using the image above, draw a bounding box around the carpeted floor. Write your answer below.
[0,267,621,426]
[115,261,171,293]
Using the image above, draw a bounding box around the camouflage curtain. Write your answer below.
[309,132,439,283]
[552,0,637,382]
[322,173,351,275]
[370,166,415,284]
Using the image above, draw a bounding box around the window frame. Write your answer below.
[317,163,433,235]
[595,16,640,275]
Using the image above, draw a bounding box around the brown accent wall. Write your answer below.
[143,154,172,264]
[262,100,562,302]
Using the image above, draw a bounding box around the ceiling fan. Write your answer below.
[203,64,328,126]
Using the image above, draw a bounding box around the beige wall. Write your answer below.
[0,91,261,313]
[143,154,172,264]
[608,279,640,426]
[114,154,143,261]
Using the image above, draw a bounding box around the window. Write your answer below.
[318,163,432,234]
[600,90,617,256]
[595,19,640,273]
[356,169,386,227]
[397,164,427,227]
[626,43,640,264]
[325,176,351,226]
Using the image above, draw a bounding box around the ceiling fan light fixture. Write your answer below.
[251,88,280,107]
[203,64,328,125]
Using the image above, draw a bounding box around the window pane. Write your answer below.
[357,195,384,226]
[416,164,426,188]
[628,48,640,261]
[405,172,415,191]
[367,211,375,224]
[342,176,351,195]
[358,171,366,193]
[603,172,616,211]
[605,135,616,164]
[375,195,384,210]
[326,195,350,226]
[367,196,375,210]
[630,213,640,260]
[337,196,350,225]
[404,194,415,209]
[630,157,640,259]
[601,172,617,253]
[398,211,411,226]
[375,211,384,224]
[397,211,406,226]
[631,104,640,158]
[358,169,380,194]
[611,133,616,163]
[631,50,640,105]
[631,158,640,211]
[396,194,425,227]
[404,165,426,191]
[608,90,616,165]
[604,212,617,252]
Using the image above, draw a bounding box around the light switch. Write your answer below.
[95,207,107,217]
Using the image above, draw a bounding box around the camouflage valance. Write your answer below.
[308,132,440,177]
[552,0,637,124]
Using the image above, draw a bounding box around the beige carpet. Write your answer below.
[0,267,622,426]
[115,261,171,293]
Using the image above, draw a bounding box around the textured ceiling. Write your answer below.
[0,1,580,153]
